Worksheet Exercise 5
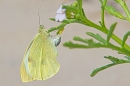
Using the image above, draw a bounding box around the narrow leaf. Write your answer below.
[86,32,106,44]
[49,18,55,21]
[91,63,115,77]
[107,22,117,43]
[104,5,126,20]
[99,0,103,5]
[63,40,107,49]
[122,31,130,48]
[124,56,130,60]
[73,36,94,44]
[48,23,67,33]
[63,41,88,49]
[104,56,130,63]
[91,56,130,77]
[115,0,130,22]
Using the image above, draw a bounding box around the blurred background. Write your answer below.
[0,0,130,86]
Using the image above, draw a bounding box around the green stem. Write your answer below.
[101,0,107,27]
[107,43,130,56]
[101,6,106,27]
[80,16,130,50]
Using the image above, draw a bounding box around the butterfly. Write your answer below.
[20,25,61,82]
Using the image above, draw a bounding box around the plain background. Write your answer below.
[1,0,130,86]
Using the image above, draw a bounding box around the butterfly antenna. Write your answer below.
[38,8,41,26]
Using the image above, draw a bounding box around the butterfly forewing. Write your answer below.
[20,29,60,82]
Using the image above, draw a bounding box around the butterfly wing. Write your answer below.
[20,39,36,82]
[20,33,60,82]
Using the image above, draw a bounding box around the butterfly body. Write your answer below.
[20,25,60,82]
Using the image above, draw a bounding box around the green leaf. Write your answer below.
[107,22,117,43]
[63,40,107,49]
[48,23,67,33]
[73,36,107,47]
[73,36,94,44]
[115,0,130,22]
[63,41,88,49]
[122,31,130,48]
[124,56,130,60]
[91,63,115,77]
[91,56,130,77]
[49,18,55,21]
[99,0,103,5]
[104,56,130,63]
[86,32,106,44]
[64,36,130,56]
[104,5,126,20]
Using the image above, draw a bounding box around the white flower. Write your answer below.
[55,5,66,22]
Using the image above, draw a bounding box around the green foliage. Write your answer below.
[49,0,130,77]
[91,56,130,77]
[86,32,106,44]
[63,36,105,49]
[115,0,130,22]
[122,31,130,48]
[107,22,117,43]
[104,5,126,20]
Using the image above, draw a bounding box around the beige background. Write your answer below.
[1,0,130,86]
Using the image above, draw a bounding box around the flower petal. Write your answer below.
[57,5,62,13]
[59,14,66,22]
[55,14,61,22]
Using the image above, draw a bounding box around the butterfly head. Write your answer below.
[39,25,50,37]
[39,25,44,29]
